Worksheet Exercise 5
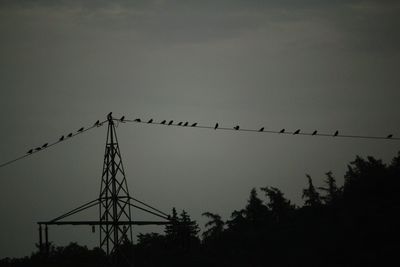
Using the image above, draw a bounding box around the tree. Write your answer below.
[344,156,387,204]
[303,174,321,207]
[261,186,294,223]
[165,208,199,249]
[179,210,200,238]
[389,151,400,172]
[165,207,179,243]
[177,210,200,249]
[137,233,165,249]
[226,209,246,230]
[244,188,268,224]
[318,171,341,205]
[202,212,224,241]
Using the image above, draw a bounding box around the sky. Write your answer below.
[0,0,399,258]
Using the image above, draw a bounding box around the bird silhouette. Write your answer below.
[312,130,317,135]
[191,123,197,127]
[293,129,300,135]
[334,130,339,137]
[259,127,264,132]
[148,119,153,123]
[214,123,219,130]
[134,118,141,122]
[42,143,48,148]
[120,116,125,122]
[178,122,182,126]
[160,120,166,124]
[27,149,33,154]
[67,133,73,138]
[59,135,64,141]
[94,120,100,126]
[234,126,239,130]
[168,120,173,125]
[184,122,188,126]
[279,129,285,133]
[107,112,112,119]
[35,147,41,151]
[78,127,84,132]
[387,134,393,139]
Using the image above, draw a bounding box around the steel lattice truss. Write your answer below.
[99,117,133,254]
[37,114,171,255]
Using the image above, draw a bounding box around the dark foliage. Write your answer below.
[2,152,400,267]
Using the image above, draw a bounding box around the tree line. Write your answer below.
[2,152,400,266]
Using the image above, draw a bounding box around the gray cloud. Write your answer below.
[1,0,399,48]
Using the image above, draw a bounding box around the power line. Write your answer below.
[0,119,107,169]
[1,115,398,169]
[120,117,399,141]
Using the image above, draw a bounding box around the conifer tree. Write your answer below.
[303,174,322,207]
[261,186,294,222]
[244,188,267,223]
[202,212,224,241]
[178,210,200,249]
[165,207,179,244]
[318,171,341,205]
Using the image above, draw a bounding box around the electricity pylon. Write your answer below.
[99,113,133,254]
[38,114,171,255]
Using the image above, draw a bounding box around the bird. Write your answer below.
[387,134,393,139]
[293,129,300,135]
[234,126,240,130]
[178,122,182,126]
[42,143,48,148]
[94,120,100,126]
[148,119,153,123]
[107,112,112,119]
[184,122,188,126]
[35,147,41,151]
[120,116,125,122]
[168,120,173,125]
[334,130,339,137]
[67,133,73,138]
[259,127,264,132]
[191,123,197,127]
[279,129,285,133]
[312,130,317,136]
[78,127,84,132]
[134,118,141,122]
[59,135,64,141]
[214,123,219,130]
[27,149,33,154]
[161,120,166,124]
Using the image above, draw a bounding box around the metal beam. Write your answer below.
[38,221,171,226]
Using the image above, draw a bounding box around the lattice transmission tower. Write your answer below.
[38,114,171,255]
[99,113,133,253]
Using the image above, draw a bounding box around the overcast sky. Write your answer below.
[0,0,399,258]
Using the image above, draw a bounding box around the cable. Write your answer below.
[120,118,399,141]
[1,115,398,169]
[0,119,107,169]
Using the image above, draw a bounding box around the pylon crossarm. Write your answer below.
[130,196,170,218]
[38,221,172,225]
[126,201,170,220]
[49,199,100,223]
